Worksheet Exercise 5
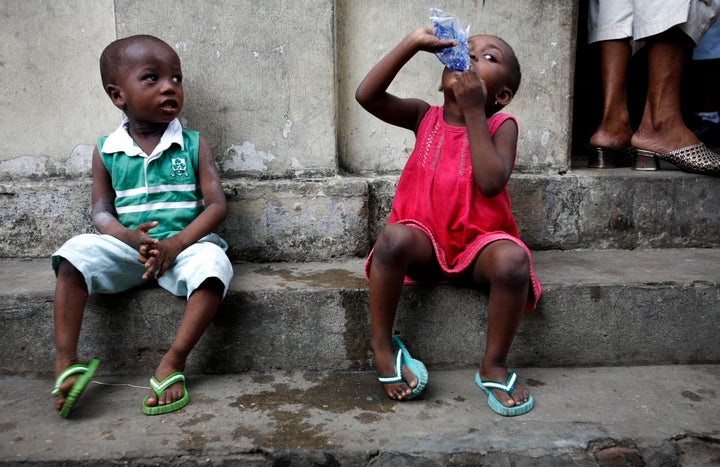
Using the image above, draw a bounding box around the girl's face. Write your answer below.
[441,34,513,107]
[113,41,184,125]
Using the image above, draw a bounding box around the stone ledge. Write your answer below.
[3,169,719,262]
[3,248,719,376]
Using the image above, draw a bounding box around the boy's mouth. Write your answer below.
[160,99,178,111]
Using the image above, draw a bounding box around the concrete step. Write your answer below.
[2,169,720,262]
[1,365,719,465]
[2,248,719,377]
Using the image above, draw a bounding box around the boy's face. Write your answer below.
[110,40,184,124]
[441,35,514,107]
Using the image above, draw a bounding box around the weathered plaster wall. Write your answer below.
[0,0,577,180]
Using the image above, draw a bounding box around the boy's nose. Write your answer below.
[160,79,178,93]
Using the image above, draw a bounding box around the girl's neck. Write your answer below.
[442,103,491,128]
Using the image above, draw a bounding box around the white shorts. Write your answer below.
[52,233,233,299]
[588,0,720,46]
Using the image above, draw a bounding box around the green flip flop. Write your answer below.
[52,358,100,418]
[475,371,534,416]
[142,371,190,415]
[376,336,428,400]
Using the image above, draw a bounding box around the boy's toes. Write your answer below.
[55,396,66,411]
[154,381,184,406]
[145,392,159,407]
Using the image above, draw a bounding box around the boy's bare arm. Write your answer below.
[355,28,454,132]
[91,147,159,251]
[143,135,226,279]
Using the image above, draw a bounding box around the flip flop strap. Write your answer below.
[51,364,88,396]
[377,348,404,384]
[149,372,186,397]
[480,371,517,395]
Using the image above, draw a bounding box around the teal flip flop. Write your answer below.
[142,372,190,415]
[52,358,100,418]
[475,371,534,416]
[377,336,428,400]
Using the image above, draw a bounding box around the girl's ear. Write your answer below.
[106,84,126,109]
[495,86,513,106]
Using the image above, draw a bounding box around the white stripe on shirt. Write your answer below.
[115,184,197,198]
[116,200,204,214]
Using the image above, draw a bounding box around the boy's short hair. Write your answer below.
[99,35,174,89]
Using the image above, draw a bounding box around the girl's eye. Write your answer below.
[172,75,183,84]
[483,54,496,62]
[143,74,158,82]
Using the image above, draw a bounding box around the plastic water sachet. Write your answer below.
[429,8,470,72]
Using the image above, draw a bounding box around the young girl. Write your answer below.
[355,27,541,416]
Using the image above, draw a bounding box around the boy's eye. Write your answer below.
[483,54,496,62]
[143,74,158,82]
[172,75,183,84]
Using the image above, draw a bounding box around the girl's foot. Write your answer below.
[479,364,530,407]
[372,344,418,400]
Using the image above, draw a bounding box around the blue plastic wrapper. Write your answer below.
[429,8,470,72]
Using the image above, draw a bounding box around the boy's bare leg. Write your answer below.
[53,259,89,411]
[369,224,434,400]
[471,241,530,407]
[144,278,224,407]
[589,39,634,150]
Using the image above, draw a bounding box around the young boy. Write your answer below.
[51,34,233,417]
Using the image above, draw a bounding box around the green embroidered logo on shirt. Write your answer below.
[171,157,188,177]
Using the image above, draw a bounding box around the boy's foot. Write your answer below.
[52,358,99,417]
[144,359,186,408]
[53,358,78,412]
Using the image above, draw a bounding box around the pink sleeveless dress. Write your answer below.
[366,106,541,312]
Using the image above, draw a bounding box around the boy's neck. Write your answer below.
[126,119,171,156]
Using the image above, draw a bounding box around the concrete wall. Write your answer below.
[0,0,577,180]
[0,0,119,176]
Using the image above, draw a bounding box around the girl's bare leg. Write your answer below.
[369,224,434,400]
[471,240,530,407]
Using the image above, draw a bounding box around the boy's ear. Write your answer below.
[495,86,513,106]
[105,84,126,109]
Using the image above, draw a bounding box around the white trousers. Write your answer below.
[588,0,720,46]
